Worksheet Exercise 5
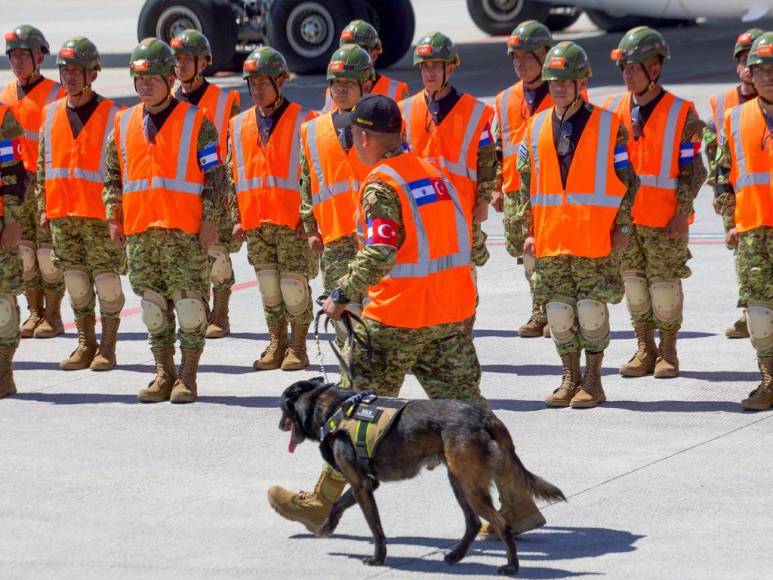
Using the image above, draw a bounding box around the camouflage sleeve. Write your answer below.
[0,108,25,223]
[613,123,639,227]
[675,108,707,217]
[476,141,497,205]
[198,116,228,222]
[493,116,504,193]
[299,149,318,235]
[714,136,736,231]
[35,135,46,215]
[516,142,533,234]
[337,180,404,300]
[703,116,719,191]
[102,131,123,222]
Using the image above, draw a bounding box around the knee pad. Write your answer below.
[36,245,63,284]
[140,290,169,334]
[577,299,610,342]
[280,273,310,317]
[208,244,232,285]
[546,298,577,344]
[94,272,125,315]
[0,295,19,340]
[650,278,683,324]
[173,291,207,333]
[746,303,773,352]
[17,241,37,282]
[63,268,94,310]
[623,270,650,316]
[255,264,282,307]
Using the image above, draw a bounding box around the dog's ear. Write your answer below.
[282,380,321,405]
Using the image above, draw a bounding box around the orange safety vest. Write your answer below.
[0,78,64,172]
[176,83,239,159]
[300,112,370,244]
[710,87,740,135]
[115,102,206,235]
[399,92,494,212]
[230,103,315,230]
[527,106,626,258]
[724,98,773,233]
[42,97,120,220]
[604,91,692,228]
[356,153,476,328]
[0,104,11,217]
[322,74,410,112]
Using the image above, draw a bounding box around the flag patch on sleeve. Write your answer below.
[0,138,22,163]
[408,177,451,207]
[613,145,629,170]
[198,141,221,170]
[679,142,699,164]
[478,123,493,148]
[367,217,399,247]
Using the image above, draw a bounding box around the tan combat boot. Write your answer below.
[654,329,679,378]
[90,317,120,371]
[254,324,288,370]
[543,323,552,338]
[59,314,98,370]
[170,346,203,403]
[138,347,177,402]
[478,495,547,540]
[545,351,582,407]
[619,322,657,377]
[206,288,231,339]
[725,312,749,339]
[741,357,773,411]
[282,323,309,371]
[0,345,17,399]
[518,311,548,338]
[267,468,348,532]
[20,288,44,338]
[571,351,606,408]
[34,288,65,338]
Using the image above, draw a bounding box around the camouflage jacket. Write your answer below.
[0,107,26,225]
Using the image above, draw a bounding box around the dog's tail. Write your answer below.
[485,414,566,503]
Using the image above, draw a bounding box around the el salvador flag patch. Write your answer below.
[614,145,629,170]
[408,177,451,207]
[198,141,220,170]
[679,142,699,164]
[478,123,493,148]
[0,138,21,163]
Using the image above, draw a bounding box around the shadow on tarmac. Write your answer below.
[297,526,642,578]
[12,391,282,407]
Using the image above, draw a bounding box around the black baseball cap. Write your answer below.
[334,94,402,134]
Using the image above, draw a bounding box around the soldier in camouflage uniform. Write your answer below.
[704,28,764,339]
[228,47,318,371]
[37,36,127,371]
[605,27,707,380]
[519,42,639,408]
[493,20,556,338]
[2,25,66,339]
[172,29,242,339]
[714,32,773,411]
[0,106,27,398]
[102,38,228,403]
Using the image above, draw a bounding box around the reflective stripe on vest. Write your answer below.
[399,99,412,150]
[729,104,771,189]
[118,104,203,196]
[305,118,357,206]
[498,86,518,158]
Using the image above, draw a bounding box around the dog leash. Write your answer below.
[313,295,373,382]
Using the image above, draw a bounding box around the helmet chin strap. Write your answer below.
[60,67,93,98]
[524,51,545,85]
[635,62,659,97]
[180,56,200,90]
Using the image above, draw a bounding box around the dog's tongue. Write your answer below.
[288,423,298,454]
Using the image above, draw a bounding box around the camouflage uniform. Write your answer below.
[337,147,485,408]
[471,136,498,267]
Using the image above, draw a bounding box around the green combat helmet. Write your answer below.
[611,26,669,65]
[413,32,460,66]
[542,41,591,81]
[129,37,176,77]
[733,28,764,59]
[746,31,773,68]
[506,20,553,55]
[5,24,50,55]
[56,36,101,71]
[242,46,290,79]
[327,44,375,82]
[340,20,382,54]
[171,29,212,64]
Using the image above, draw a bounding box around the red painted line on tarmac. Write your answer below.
[487,240,725,247]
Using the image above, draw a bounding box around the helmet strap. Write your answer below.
[180,56,201,90]
[524,51,544,85]
[269,76,282,108]
[636,62,658,97]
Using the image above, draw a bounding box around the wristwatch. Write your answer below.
[330,287,350,305]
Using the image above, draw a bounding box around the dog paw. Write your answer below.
[498,564,519,576]
[315,523,335,538]
[362,556,384,566]
[444,551,463,565]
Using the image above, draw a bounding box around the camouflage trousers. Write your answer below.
[621,225,691,331]
[533,253,624,355]
[340,316,487,409]
[127,229,210,349]
[733,249,748,308]
[504,192,543,316]
[246,223,318,326]
[20,185,63,293]
[472,222,489,267]
[50,217,127,321]
[321,234,358,296]
[737,227,773,358]
[210,199,240,293]
[0,231,23,347]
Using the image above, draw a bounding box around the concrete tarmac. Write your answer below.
[1,3,772,579]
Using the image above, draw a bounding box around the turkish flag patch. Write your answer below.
[367,217,399,247]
